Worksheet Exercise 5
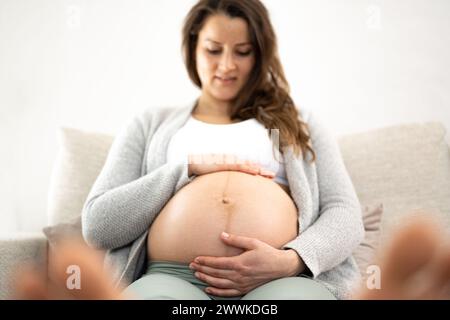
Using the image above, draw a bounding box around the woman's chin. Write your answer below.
[213,95,237,102]
[210,90,240,101]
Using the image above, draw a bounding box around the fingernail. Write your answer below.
[260,169,275,176]
[189,264,195,270]
[222,231,229,238]
[195,258,200,263]
[248,167,258,174]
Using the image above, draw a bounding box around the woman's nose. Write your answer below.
[218,53,237,72]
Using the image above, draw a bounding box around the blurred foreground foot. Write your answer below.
[11,217,450,300]
[12,238,127,299]
[354,217,450,300]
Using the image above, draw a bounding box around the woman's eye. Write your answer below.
[207,49,221,55]
[238,51,252,56]
[206,49,252,56]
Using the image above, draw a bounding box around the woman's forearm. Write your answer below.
[82,162,194,250]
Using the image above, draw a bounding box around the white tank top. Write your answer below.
[166,115,288,186]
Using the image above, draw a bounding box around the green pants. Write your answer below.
[122,260,336,300]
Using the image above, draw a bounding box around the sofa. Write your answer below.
[1,120,449,299]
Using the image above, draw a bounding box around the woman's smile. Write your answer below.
[215,76,237,85]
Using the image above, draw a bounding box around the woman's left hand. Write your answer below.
[189,232,303,297]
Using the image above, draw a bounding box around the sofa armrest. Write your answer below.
[0,232,48,299]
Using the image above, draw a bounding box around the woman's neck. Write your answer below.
[194,95,233,120]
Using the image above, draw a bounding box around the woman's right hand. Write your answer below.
[188,154,275,179]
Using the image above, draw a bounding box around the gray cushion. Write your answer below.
[352,203,383,280]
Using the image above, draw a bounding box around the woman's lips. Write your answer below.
[215,76,237,85]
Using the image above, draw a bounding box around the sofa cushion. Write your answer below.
[47,127,114,225]
[352,203,383,281]
[338,122,450,245]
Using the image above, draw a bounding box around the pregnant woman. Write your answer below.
[81,0,365,300]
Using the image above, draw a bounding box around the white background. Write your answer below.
[1,0,449,233]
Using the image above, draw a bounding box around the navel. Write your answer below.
[222,197,231,204]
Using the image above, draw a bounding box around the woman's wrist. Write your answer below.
[281,249,306,277]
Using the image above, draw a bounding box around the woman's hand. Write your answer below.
[189,232,305,297]
[188,154,275,178]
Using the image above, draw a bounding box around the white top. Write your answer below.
[166,115,288,186]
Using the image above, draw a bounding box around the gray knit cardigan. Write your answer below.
[81,99,365,300]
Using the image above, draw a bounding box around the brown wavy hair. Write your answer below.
[181,0,316,162]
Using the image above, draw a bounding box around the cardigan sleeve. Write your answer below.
[282,111,365,278]
[81,111,195,250]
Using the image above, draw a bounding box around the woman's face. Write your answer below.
[195,14,255,103]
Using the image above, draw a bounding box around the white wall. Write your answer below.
[1,0,449,233]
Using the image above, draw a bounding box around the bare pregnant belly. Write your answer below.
[147,171,299,264]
